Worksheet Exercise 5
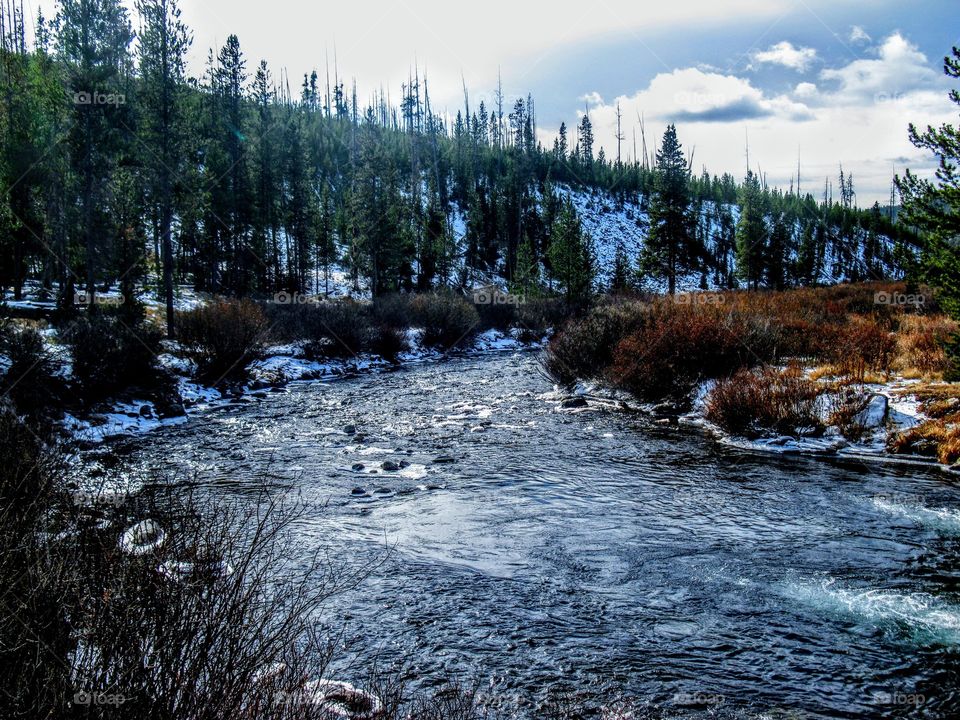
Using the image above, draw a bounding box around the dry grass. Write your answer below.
[894,314,958,378]
[705,365,822,438]
[888,420,960,465]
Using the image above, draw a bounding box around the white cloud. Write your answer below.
[752,41,817,72]
[820,32,940,100]
[581,91,605,106]
[849,25,871,43]
[580,67,811,132]
[554,33,954,204]
[177,0,798,111]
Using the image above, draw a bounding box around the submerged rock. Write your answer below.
[561,396,588,409]
[343,424,357,435]
[432,455,456,464]
[351,463,365,472]
[381,460,400,472]
[351,487,367,496]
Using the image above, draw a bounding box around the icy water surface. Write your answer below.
[84,351,960,717]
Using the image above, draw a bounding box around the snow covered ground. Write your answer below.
[56,328,542,445]
[678,374,957,473]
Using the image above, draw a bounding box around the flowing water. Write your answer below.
[83,351,960,718]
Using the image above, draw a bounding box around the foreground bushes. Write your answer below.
[177,299,268,380]
[609,304,776,401]
[0,409,74,718]
[267,291,486,357]
[544,303,646,386]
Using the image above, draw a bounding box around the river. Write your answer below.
[82,350,960,718]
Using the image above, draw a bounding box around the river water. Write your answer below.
[84,351,960,718]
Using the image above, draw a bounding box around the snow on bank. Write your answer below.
[64,403,188,443]
[678,374,957,473]
[64,328,541,445]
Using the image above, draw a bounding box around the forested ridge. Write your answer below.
[0,0,919,321]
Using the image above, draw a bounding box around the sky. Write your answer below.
[133,0,958,205]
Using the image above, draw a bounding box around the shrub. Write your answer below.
[0,324,61,422]
[705,366,822,438]
[371,293,413,330]
[895,314,959,376]
[176,299,268,380]
[301,301,370,359]
[609,304,766,401]
[63,313,165,399]
[824,316,897,382]
[0,408,74,718]
[544,302,646,386]
[363,323,409,361]
[475,299,517,331]
[408,292,480,349]
[516,297,568,341]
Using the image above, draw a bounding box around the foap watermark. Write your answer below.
[673,292,725,306]
[874,91,908,105]
[873,492,926,506]
[272,291,321,305]
[74,291,125,306]
[875,291,924,307]
[473,289,525,306]
[73,690,132,706]
[672,691,725,707]
[73,90,126,106]
[71,490,126,507]
[871,690,925,707]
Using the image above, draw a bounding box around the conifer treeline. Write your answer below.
[0,0,916,319]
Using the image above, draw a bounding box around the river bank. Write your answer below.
[61,327,542,445]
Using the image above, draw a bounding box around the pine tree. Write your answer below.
[56,0,135,308]
[577,113,593,169]
[766,212,788,290]
[897,44,960,374]
[640,124,692,294]
[547,198,594,307]
[136,0,191,335]
[735,170,767,289]
[609,240,632,294]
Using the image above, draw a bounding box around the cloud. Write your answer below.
[752,41,817,71]
[849,25,871,43]
[673,97,771,123]
[820,32,941,100]
[552,33,955,204]
[584,67,814,126]
[793,82,818,99]
[580,91,605,106]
